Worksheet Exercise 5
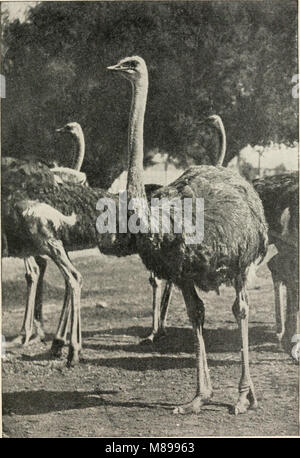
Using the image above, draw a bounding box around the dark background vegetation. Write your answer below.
[2,0,298,189]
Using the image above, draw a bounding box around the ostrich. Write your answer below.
[107,56,268,414]
[2,123,86,346]
[2,153,123,365]
[2,123,87,347]
[145,114,227,343]
[253,172,299,352]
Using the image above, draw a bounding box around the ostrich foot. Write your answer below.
[7,332,44,348]
[6,335,25,347]
[51,339,66,358]
[140,328,167,345]
[173,391,213,415]
[33,320,46,341]
[233,388,257,415]
[276,338,284,352]
[276,332,284,346]
[66,346,81,368]
[281,331,300,363]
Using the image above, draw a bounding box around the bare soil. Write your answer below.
[2,248,299,437]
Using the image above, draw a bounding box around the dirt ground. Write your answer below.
[2,248,299,437]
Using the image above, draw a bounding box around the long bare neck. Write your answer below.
[215,117,226,166]
[72,130,85,171]
[127,78,148,199]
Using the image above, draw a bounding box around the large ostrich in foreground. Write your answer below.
[108,56,268,414]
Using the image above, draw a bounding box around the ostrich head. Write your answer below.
[207,115,222,127]
[107,56,148,83]
[56,122,83,139]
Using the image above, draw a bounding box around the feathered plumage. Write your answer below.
[137,166,268,291]
[253,171,299,243]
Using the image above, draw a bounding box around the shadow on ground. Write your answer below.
[83,325,277,354]
[2,389,233,417]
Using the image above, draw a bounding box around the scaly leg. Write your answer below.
[232,281,257,414]
[174,281,212,414]
[20,257,40,345]
[159,280,173,334]
[140,273,162,343]
[267,255,285,344]
[33,255,47,341]
[47,239,82,366]
[282,279,299,359]
[51,280,71,358]
[9,256,46,347]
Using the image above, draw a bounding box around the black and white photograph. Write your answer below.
[1,0,299,438]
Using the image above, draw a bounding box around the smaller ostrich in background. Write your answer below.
[253,172,299,355]
[2,123,87,347]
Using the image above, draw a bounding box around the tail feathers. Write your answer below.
[21,201,77,230]
[62,211,77,226]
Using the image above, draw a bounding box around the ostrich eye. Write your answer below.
[128,61,137,69]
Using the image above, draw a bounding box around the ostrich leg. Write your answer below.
[232,281,257,415]
[174,282,212,414]
[267,254,285,344]
[282,279,299,359]
[159,280,173,334]
[47,239,82,366]
[33,256,47,341]
[9,256,47,346]
[140,273,162,343]
[51,280,71,358]
[18,257,40,345]
[141,277,173,344]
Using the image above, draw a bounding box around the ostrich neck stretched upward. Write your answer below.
[210,115,226,166]
[71,125,85,171]
[127,76,148,199]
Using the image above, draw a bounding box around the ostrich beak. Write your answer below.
[107,63,122,71]
[56,127,63,133]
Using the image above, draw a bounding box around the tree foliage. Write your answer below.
[2,1,298,188]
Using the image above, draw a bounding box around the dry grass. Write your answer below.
[2,248,299,437]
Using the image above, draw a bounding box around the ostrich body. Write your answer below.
[253,172,299,350]
[2,158,127,364]
[108,56,268,414]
